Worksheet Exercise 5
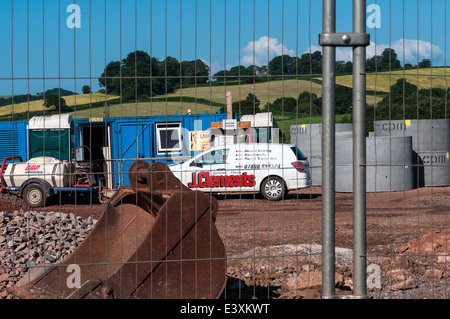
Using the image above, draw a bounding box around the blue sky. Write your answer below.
[0,0,448,96]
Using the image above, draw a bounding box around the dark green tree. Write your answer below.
[212,70,226,82]
[213,65,257,83]
[181,59,210,85]
[297,91,322,115]
[98,61,122,95]
[379,48,402,71]
[336,60,353,74]
[418,59,431,68]
[98,51,173,100]
[366,55,381,72]
[268,55,297,76]
[82,85,91,94]
[44,95,68,111]
[335,84,353,114]
[158,56,180,93]
[221,93,261,116]
[269,97,297,113]
[296,51,322,74]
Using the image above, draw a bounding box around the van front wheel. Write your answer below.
[261,177,285,201]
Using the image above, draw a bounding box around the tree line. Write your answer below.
[96,47,435,101]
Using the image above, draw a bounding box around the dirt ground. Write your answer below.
[1,185,449,299]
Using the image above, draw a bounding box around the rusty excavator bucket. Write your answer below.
[10,161,227,299]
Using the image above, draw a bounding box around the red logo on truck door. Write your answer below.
[188,172,256,188]
[24,165,41,171]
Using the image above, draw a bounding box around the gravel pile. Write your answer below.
[0,210,96,299]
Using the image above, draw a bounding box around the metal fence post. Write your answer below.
[320,0,369,299]
[320,0,337,299]
[352,0,368,298]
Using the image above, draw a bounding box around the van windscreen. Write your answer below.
[290,146,306,160]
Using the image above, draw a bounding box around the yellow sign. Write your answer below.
[189,130,210,152]
[405,119,411,126]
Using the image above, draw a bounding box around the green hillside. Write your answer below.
[0,68,446,123]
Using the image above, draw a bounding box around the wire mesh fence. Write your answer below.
[0,0,448,302]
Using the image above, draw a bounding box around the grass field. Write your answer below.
[334,67,450,92]
[70,100,220,118]
[166,79,324,106]
[0,93,119,119]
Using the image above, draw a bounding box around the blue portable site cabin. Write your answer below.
[71,110,229,190]
[0,110,230,192]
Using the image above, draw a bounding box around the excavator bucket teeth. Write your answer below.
[9,162,227,299]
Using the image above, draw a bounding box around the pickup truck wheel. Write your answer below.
[261,176,285,201]
[23,184,47,208]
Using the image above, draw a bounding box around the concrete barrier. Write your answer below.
[374,120,450,187]
[335,136,414,192]
[290,123,353,186]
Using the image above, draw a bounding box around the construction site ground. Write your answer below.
[1,185,449,299]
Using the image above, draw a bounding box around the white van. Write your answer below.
[169,143,311,200]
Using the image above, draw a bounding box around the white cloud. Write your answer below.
[241,36,294,66]
[368,39,443,64]
[305,39,443,64]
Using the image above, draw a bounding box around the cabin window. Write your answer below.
[156,123,182,155]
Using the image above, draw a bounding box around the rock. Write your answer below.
[342,279,353,291]
[437,255,450,264]
[388,278,417,291]
[0,273,11,282]
[14,243,26,252]
[424,269,443,281]
[43,251,56,262]
[284,272,343,291]
[0,209,97,298]
[386,269,409,282]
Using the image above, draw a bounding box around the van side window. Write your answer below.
[199,149,229,165]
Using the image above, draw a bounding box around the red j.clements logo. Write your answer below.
[188,172,256,188]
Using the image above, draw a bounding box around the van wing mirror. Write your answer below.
[190,161,203,168]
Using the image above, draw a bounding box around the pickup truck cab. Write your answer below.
[169,143,311,200]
